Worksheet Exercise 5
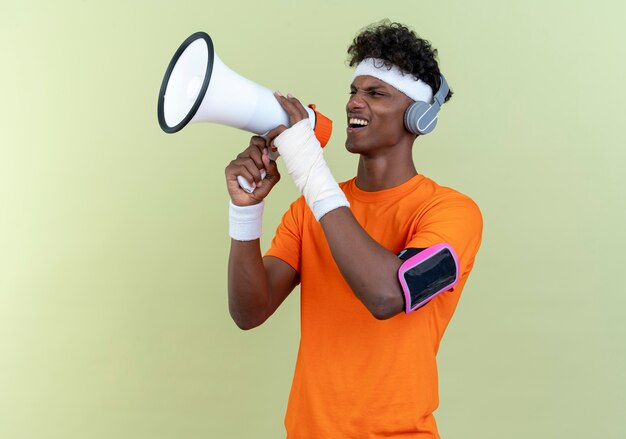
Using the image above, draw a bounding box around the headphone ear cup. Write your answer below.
[405,101,438,135]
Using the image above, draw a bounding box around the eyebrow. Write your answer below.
[350,84,387,91]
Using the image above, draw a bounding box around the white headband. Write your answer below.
[352,58,433,103]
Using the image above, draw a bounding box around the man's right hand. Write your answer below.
[225,135,281,206]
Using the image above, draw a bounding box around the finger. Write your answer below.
[274,91,308,126]
[236,138,265,170]
[261,151,280,185]
[226,161,253,185]
[275,92,302,123]
[265,125,287,146]
[226,167,254,198]
[286,93,310,120]
[249,135,266,151]
[229,157,264,185]
[240,158,265,184]
[247,142,265,170]
[251,155,278,198]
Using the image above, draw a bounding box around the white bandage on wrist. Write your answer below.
[229,200,264,241]
[273,120,349,221]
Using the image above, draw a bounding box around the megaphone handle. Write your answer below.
[237,170,267,194]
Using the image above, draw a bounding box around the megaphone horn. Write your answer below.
[157,31,332,145]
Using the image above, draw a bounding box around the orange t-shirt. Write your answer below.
[265,174,483,438]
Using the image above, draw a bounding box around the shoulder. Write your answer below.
[421,177,481,219]
[410,178,483,247]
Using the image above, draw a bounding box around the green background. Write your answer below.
[1,1,625,437]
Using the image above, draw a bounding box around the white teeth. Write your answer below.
[349,118,368,126]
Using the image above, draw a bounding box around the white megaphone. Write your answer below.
[157,32,333,192]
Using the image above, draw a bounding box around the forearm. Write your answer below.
[271,112,403,318]
[320,207,404,319]
[225,135,298,329]
[227,240,272,329]
[226,199,272,330]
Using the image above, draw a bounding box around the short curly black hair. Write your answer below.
[347,20,452,103]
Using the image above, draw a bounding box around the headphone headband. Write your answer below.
[433,74,449,107]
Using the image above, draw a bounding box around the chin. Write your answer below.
[344,140,363,154]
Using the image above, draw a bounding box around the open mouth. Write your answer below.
[348,117,369,129]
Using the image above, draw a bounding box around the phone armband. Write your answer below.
[397,243,460,314]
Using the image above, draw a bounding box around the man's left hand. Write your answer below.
[265,92,310,148]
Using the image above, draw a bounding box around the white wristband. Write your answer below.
[229,200,264,241]
[273,120,349,221]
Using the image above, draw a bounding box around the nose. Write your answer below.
[346,92,366,112]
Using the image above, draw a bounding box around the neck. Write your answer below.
[355,147,417,192]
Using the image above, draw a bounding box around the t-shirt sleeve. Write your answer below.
[405,193,483,282]
[264,197,305,273]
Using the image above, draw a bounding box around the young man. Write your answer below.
[225,21,482,438]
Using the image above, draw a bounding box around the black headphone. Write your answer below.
[404,74,449,135]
